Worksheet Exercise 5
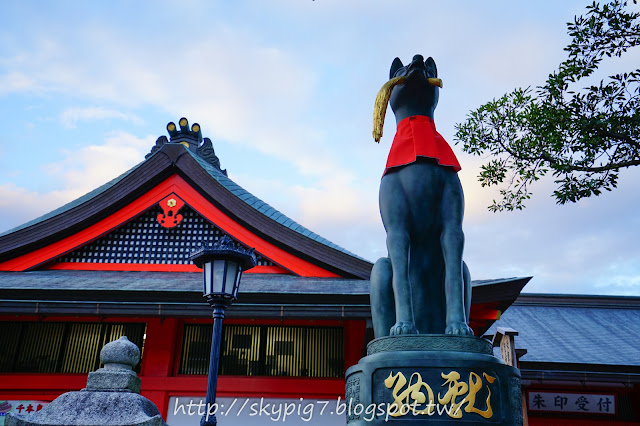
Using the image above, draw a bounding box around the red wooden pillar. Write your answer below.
[344,320,366,374]
[140,318,180,419]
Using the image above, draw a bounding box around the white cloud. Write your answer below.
[0,131,154,233]
[595,272,640,296]
[47,131,154,194]
[463,167,640,295]
[60,107,142,128]
[0,24,335,182]
[231,170,384,261]
[0,71,38,94]
[292,175,379,227]
[0,183,86,234]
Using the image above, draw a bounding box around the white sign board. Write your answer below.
[527,391,615,414]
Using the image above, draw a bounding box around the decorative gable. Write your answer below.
[51,204,276,269]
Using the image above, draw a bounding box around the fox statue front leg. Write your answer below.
[370,256,395,337]
[377,173,419,335]
[370,253,472,338]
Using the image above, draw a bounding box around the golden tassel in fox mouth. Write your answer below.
[372,76,443,143]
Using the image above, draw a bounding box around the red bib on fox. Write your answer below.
[384,115,461,176]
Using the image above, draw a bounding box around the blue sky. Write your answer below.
[1,1,639,295]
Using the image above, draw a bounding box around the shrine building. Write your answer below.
[0,119,638,425]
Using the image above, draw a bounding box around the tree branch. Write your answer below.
[595,128,640,149]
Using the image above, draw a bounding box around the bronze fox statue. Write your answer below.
[370,55,473,337]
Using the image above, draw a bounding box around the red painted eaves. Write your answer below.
[45,263,289,274]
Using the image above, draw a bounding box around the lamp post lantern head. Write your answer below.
[190,235,257,305]
[190,235,255,426]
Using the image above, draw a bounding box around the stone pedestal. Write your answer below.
[345,335,522,425]
[6,336,167,426]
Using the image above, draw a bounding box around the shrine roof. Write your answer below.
[0,120,372,278]
[0,148,362,261]
[485,294,640,369]
[0,270,364,295]
[0,270,529,334]
[0,270,527,295]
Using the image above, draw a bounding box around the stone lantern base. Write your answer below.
[6,392,166,426]
[6,336,167,426]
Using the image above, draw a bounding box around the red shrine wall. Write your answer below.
[0,316,366,419]
[2,314,639,424]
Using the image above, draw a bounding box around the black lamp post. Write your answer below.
[191,235,256,426]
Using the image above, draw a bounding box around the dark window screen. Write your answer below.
[0,322,146,373]
[179,324,344,378]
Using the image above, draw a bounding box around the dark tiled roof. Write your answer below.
[485,295,640,367]
[0,271,527,331]
[0,270,373,319]
[0,270,369,295]
[0,270,526,296]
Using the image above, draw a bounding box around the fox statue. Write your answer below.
[370,54,473,337]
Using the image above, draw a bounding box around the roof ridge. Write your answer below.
[515,293,640,308]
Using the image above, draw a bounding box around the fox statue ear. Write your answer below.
[389,57,404,79]
[425,57,438,78]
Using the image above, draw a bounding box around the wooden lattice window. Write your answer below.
[0,322,146,373]
[179,324,344,378]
